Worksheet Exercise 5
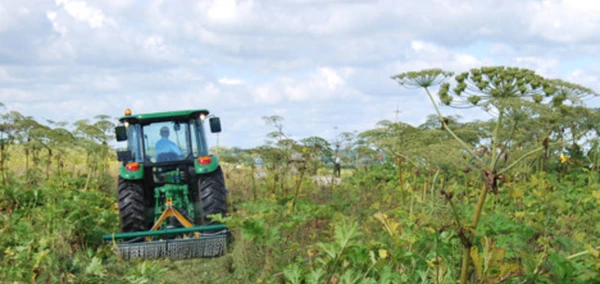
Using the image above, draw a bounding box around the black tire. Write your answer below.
[117,178,147,233]
[195,166,228,225]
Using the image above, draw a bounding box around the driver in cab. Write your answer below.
[155,126,183,161]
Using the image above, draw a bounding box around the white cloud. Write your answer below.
[0,68,17,83]
[305,2,379,36]
[85,75,121,91]
[203,0,255,26]
[411,40,435,53]
[0,89,37,102]
[1,0,599,148]
[317,67,344,90]
[230,116,262,131]
[528,0,600,43]
[394,40,485,73]
[102,0,137,11]
[141,35,171,60]
[567,69,600,92]
[55,0,115,29]
[253,84,282,104]
[206,0,238,24]
[0,3,14,32]
[46,10,57,21]
[453,54,479,67]
[218,77,245,85]
[46,11,68,35]
[254,67,356,102]
[488,43,515,57]
[143,35,164,50]
[513,57,559,77]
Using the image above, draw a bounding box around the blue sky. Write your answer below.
[1,0,599,148]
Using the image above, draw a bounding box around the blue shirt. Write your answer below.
[155,138,183,158]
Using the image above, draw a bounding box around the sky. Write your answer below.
[1,0,599,148]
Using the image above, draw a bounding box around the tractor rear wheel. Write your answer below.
[195,166,228,225]
[117,178,147,233]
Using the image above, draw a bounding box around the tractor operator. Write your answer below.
[155,126,183,161]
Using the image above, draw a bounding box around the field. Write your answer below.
[1,67,600,283]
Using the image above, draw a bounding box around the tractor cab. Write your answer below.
[115,109,219,165]
[115,109,223,178]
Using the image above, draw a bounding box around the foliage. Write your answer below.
[392,66,599,283]
[1,72,599,284]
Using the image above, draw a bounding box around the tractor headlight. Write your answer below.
[199,114,206,121]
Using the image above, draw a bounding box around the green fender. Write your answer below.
[194,155,219,174]
[119,163,144,180]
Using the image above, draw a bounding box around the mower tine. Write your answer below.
[166,236,227,259]
[118,241,167,260]
[116,235,228,260]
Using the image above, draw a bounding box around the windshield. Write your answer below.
[127,124,143,162]
[193,119,209,157]
[142,121,190,162]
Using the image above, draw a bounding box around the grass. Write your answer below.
[1,145,599,283]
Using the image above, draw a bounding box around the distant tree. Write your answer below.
[419,114,461,130]
[10,113,49,184]
[93,114,115,143]
[289,136,332,211]
[73,116,114,191]
[260,115,296,195]
[335,131,377,170]
[0,109,21,183]
[299,136,332,173]
[45,125,75,177]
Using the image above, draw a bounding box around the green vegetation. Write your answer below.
[1,66,600,283]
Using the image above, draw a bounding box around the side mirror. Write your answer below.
[209,117,221,133]
[117,150,132,162]
[115,126,127,141]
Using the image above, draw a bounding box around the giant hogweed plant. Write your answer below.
[392,66,598,283]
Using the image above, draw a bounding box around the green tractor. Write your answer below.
[102,109,229,260]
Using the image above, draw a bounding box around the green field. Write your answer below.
[1,67,600,283]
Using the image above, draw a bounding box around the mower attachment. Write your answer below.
[103,225,229,260]
[116,234,227,260]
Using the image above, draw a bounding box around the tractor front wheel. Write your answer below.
[195,166,228,225]
[117,178,147,233]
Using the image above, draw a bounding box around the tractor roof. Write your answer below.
[119,109,209,124]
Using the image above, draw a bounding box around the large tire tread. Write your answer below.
[195,166,228,225]
[117,178,147,233]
